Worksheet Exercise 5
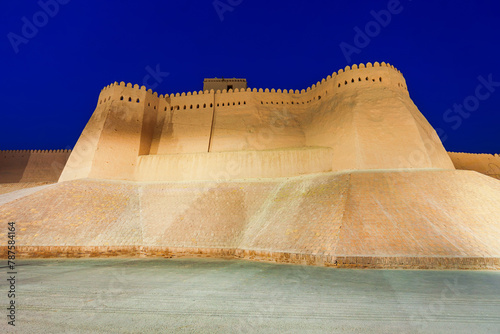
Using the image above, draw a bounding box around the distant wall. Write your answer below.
[448,152,500,180]
[0,150,71,183]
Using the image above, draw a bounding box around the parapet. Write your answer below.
[96,62,408,106]
[1,149,71,154]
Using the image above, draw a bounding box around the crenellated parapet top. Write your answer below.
[449,151,500,157]
[97,62,408,106]
[1,149,72,154]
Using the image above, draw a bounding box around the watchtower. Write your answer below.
[203,78,247,91]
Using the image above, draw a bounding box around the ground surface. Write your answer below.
[0,258,499,333]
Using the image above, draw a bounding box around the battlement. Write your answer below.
[97,62,408,107]
[1,149,71,154]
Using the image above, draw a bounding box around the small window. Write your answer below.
[338,83,341,87]
[148,103,151,106]
[164,107,167,111]
[210,103,213,107]
[351,79,354,83]
[243,101,246,104]
[318,96,321,100]
[128,97,132,102]
[154,106,156,109]
[190,105,193,109]
[203,103,206,108]
[379,77,382,82]
[233,102,235,105]
[183,105,186,109]
[238,102,240,105]
[344,81,347,85]
[366,77,369,81]
[358,78,361,82]
[120,96,124,100]
[136,98,140,103]
[227,85,233,90]
[196,104,199,108]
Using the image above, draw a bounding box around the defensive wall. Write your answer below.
[448,152,500,180]
[0,149,71,183]
[60,62,455,183]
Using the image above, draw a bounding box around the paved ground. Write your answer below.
[1,258,499,333]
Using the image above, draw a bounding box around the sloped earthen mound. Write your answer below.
[1,169,499,269]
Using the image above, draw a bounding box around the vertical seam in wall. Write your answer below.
[207,92,216,152]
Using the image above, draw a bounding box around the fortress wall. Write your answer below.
[148,96,170,155]
[88,83,157,180]
[209,90,308,152]
[303,63,453,170]
[134,147,333,181]
[59,87,114,182]
[140,90,159,155]
[448,152,500,179]
[0,151,30,183]
[59,62,452,182]
[154,92,214,154]
[0,150,71,183]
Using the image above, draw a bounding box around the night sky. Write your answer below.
[1,0,499,154]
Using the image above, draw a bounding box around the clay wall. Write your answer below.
[448,152,500,180]
[135,147,333,181]
[0,150,71,183]
[59,62,454,182]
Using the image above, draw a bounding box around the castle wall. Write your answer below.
[59,62,455,182]
[304,63,454,171]
[0,150,71,183]
[154,92,214,154]
[448,152,500,180]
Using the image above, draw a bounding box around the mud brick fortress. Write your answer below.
[1,62,499,269]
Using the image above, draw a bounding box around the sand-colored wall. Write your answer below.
[0,150,71,183]
[60,83,159,181]
[135,147,333,181]
[59,62,454,182]
[448,152,500,180]
[304,63,454,171]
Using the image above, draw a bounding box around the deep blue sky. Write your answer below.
[1,0,499,153]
